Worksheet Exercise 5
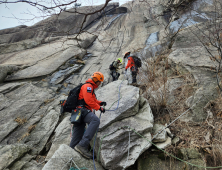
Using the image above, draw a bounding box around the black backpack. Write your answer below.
[109,61,115,70]
[132,56,142,68]
[60,82,93,114]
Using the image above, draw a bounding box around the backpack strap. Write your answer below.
[77,82,95,108]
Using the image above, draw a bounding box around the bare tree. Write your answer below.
[0,0,113,38]
[185,0,222,92]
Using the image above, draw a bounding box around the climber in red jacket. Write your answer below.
[70,72,106,159]
[124,52,138,84]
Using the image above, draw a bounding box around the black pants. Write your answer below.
[131,67,138,83]
[111,70,120,81]
[70,111,100,149]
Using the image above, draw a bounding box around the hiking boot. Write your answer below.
[74,144,93,159]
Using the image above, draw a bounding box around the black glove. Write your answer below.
[99,107,105,113]
[100,102,107,106]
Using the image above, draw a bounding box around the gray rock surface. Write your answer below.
[0,65,19,83]
[50,65,83,84]
[155,137,172,150]
[5,46,86,81]
[24,108,60,155]
[0,0,219,169]
[9,154,43,170]
[152,124,168,143]
[0,83,54,145]
[43,144,104,170]
[138,151,206,170]
[79,35,98,49]
[168,23,219,121]
[92,95,154,170]
[95,80,140,131]
[0,144,30,170]
[46,115,71,161]
[0,82,24,94]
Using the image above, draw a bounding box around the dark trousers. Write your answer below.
[131,67,138,83]
[70,111,100,149]
[111,70,120,81]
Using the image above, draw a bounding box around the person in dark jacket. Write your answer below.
[109,58,122,81]
[70,72,106,159]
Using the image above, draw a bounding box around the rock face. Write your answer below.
[91,81,154,170]
[0,83,54,145]
[0,65,19,83]
[0,3,119,45]
[152,124,168,143]
[0,144,30,170]
[0,0,218,169]
[45,115,71,161]
[95,80,140,130]
[43,144,104,170]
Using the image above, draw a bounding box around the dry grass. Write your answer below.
[18,132,30,142]
[44,98,55,104]
[28,124,36,133]
[139,49,195,124]
[15,117,27,125]
[203,96,222,168]
[163,95,222,169]
[137,48,222,166]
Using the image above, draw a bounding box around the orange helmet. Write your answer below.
[91,72,104,82]
[124,52,130,58]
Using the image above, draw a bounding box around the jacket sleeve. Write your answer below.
[113,61,118,68]
[82,84,101,110]
[95,98,102,106]
[125,57,131,70]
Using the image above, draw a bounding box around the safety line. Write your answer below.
[137,95,204,159]
[97,126,222,169]
[60,157,86,170]
[106,76,126,111]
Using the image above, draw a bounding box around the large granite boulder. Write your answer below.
[91,81,154,170]
[95,80,140,130]
[43,144,104,170]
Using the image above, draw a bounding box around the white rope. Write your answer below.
[59,157,81,170]
[71,158,81,170]
[123,128,130,170]
[61,157,72,170]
